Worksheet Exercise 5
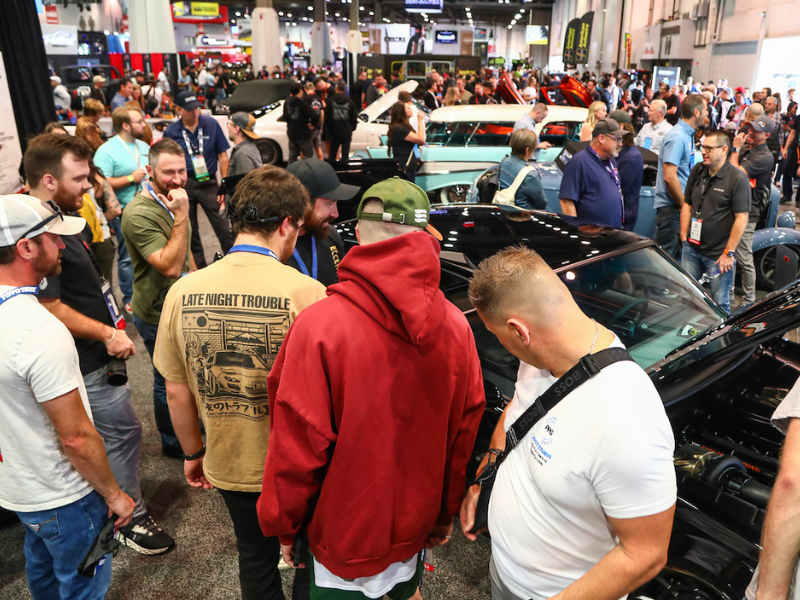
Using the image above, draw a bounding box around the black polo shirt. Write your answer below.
[286,228,344,287]
[739,143,775,221]
[37,223,114,375]
[684,162,751,259]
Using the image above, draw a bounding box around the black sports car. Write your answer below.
[337,204,800,600]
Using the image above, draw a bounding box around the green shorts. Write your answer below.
[308,553,423,600]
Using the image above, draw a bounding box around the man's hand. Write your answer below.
[280,542,305,568]
[537,141,553,150]
[716,252,735,273]
[216,194,226,208]
[106,328,136,359]
[131,168,147,184]
[733,132,746,150]
[781,146,788,160]
[106,489,136,528]
[426,521,453,548]
[459,484,485,541]
[160,189,189,219]
[184,457,213,489]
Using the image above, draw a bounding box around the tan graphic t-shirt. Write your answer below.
[154,251,326,491]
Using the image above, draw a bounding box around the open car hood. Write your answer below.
[651,280,800,406]
[359,81,419,122]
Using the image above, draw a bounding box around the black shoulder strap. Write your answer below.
[504,347,633,452]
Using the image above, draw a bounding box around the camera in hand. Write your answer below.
[106,359,128,386]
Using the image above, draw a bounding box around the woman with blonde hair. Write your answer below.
[444,87,460,107]
[130,83,146,111]
[580,100,608,141]
[75,98,107,152]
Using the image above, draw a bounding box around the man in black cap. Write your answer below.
[730,115,776,308]
[559,118,627,229]
[285,158,359,287]
[164,90,232,268]
[227,111,263,177]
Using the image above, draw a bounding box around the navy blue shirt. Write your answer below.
[559,146,624,229]
[164,114,230,179]
[616,145,644,231]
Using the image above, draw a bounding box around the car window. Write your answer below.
[431,61,452,73]
[214,352,256,369]
[558,246,725,369]
[539,121,582,146]
[427,122,515,147]
[406,62,426,79]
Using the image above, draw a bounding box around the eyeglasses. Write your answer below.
[701,145,725,152]
[21,200,63,240]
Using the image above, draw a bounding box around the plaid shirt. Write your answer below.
[772,111,787,146]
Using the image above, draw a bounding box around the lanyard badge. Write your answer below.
[182,127,210,182]
[689,218,702,245]
[101,280,126,328]
[0,286,39,307]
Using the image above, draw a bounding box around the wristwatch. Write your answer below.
[726,250,736,258]
[127,174,135,183]
[731,147,739,153]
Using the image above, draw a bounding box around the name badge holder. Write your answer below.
[183,128,211,183]
[643,137,653,150]
[101,280,126,329]
[689,218,703,245]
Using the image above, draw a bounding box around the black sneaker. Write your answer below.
[116,514,175,555]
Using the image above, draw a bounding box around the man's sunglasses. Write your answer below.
[21,200,63,240]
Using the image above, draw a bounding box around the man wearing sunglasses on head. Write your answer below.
[25,133,175,556]
[0,193,135,600]
[154,166,326,600]
[680,130,751,314]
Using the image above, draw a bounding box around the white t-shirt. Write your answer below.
[0,287,93,512]
[635,120,673,155]
[489,337,676,600]
[314,554,418,598]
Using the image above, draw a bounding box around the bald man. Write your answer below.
[460,245,676,600]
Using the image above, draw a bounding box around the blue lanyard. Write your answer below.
[146,184,174,220]
[227,244,279,261]
[0,286,39,307]
[292,240,317,280]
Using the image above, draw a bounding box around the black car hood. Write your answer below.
[650,282,800,406]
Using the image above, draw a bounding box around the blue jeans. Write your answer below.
[132,315,179,450]
[682,242,735,314]
[16,490,112,600]
[656,205,681,260]
[112,217,133,306]
[83,365,145,518]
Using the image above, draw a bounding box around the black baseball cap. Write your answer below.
[592,118,627,138]
[750,115,775,135]
[175,91,202,110]
[286,159,359,201]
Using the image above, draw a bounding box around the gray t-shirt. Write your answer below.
[228,139,263,177]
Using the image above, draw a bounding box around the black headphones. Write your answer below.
[227,201,280,225]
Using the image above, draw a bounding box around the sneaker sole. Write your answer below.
[115,531,174,556]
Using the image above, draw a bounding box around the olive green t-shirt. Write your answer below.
[121,190,192,324]
[153,252,327,491]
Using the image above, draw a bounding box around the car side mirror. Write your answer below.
[358,113,368,123]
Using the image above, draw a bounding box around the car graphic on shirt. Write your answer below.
[205,350,269,399]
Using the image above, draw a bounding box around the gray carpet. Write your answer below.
[0,210,493,600]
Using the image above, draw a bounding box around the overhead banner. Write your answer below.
[575,11,594,64]
[625,33,631,68]
[563,18,580,66]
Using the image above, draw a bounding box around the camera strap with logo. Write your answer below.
[469,347,633,534]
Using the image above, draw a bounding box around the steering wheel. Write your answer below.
[609,298,649,335]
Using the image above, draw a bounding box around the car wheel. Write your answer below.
[255,139,282,166]
[755,245,800,290]
[207,375,218,396]
[439,185,470,204]
[630,565,735,600]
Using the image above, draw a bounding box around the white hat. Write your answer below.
[50,75,62,84]
[0,195,86,248]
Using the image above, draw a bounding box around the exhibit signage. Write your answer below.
[405,0,443,14]
[563,18,580,66]
[0,53,24,195]
[526,25,548,45]
[575,11,594,64]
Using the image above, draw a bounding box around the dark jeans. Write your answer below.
[655,205,681,260]
[132,315,179,451]
[185,177,233,268]
[328,136,351,164]
[782,151,799,203]
[112,217,133,305]
[217,489,286,600]
[289,138,315,164]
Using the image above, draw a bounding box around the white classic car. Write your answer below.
[251,81,424,165]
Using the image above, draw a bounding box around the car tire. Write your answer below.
[255,139,282,166]
[207,375,217,396]
[439,185,470,204]
[755,245,800,291]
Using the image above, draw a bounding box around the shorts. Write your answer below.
[312,128,322,150]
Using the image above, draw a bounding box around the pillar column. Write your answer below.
[127,0,176,54]
[252,0,282,73]
[311,0,333,66]
[346,0,361,54]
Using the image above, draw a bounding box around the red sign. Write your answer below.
[45,5,59,24]
[121,14,129,33]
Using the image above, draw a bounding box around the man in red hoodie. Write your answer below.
[257,177,485,599]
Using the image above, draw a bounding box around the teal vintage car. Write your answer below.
[354,104,587,203]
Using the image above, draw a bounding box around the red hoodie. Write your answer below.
[257,231,485,579]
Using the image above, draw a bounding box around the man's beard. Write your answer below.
[52,183,84,213]
[302,209,332,240]
[152,174,183,196]
[33,247,62,278]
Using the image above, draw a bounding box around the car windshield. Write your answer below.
[427,121,516,147]
[558,246,726,369]
[214,352,257,368]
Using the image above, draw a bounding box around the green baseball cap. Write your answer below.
[357,177,442,240]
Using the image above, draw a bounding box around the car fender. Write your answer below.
[752,227,800,254]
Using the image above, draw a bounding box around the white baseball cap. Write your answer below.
[0,195,85,248]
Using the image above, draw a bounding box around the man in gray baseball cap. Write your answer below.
[0,194,85,249]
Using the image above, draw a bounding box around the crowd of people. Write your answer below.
[4,55,798,600]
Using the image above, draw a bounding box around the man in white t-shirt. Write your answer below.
[461,245,676,600]
[0,194,134,600]
[635,99,673,155]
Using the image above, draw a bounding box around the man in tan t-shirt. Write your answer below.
[154,166,326,600]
